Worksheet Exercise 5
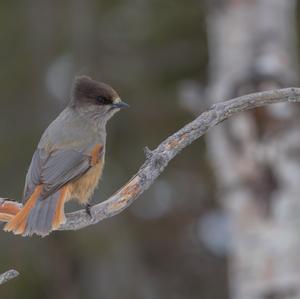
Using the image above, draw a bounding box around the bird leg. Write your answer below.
[85,203,92,218]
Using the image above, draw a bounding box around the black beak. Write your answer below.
[111,101,130,109]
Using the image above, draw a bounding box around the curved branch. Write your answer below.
[1,88,300,231]
[2,88,299,285]
[58,87,300,230]
[0,269,19,285]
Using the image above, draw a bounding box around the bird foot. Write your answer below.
[85,203,93,218]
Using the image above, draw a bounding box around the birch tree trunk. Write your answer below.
[206,1,300,298]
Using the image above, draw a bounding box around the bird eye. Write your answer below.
[96,96,111,105]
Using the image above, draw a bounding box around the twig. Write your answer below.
[0,269,19,285]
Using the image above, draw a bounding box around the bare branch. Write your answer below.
[59,87,300,230]
[0,269,19,285]
[2,88,298,285]
[2,88,300,232]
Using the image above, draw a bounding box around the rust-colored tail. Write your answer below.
[0,200,22,222]
[4,185,69,237]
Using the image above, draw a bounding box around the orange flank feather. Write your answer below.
[4,185,43,235]
[90,144,103,166]
[52,186,70,229]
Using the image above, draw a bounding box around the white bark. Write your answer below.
[206,1,300,298]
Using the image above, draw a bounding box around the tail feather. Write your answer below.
[52,187,68,229]
[24,193,59,236]
[4,185,68,237]
[4,185,42,234]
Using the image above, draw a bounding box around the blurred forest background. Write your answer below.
[0,1,300,299]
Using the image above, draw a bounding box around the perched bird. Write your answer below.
[0,76,128,237]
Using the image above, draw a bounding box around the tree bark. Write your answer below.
[206,1,300,298]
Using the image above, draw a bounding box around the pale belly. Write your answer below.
[68,160,104,205]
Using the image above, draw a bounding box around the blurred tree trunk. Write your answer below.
[206,1,300,299]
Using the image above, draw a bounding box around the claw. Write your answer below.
[85,203,92,218]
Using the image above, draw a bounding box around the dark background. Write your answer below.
[0,1,298,299]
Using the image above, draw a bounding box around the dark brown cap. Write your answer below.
[71,76,119,105]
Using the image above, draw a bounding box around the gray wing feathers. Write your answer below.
[23,147,93,203]
[40,149,90,198]
[22,147,93,236]
[23,149,47,202]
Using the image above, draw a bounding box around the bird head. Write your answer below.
[70,76,129,122]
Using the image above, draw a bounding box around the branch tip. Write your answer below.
[0,269,19,285]
[143,146,153,159]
